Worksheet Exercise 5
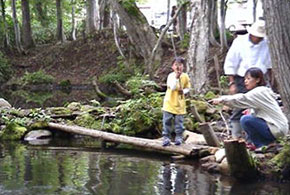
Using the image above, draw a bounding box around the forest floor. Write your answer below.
[3,29,226,90]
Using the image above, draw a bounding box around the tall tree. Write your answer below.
[263,0,290,121]
[98,0,110,29]
[187,0,210,94]
[34,1,48,27]
[219,0,228,50]
[11,0,24,52]
[108,0,162,69]
[86,0,97,33]
[0,0,10,48]
[177,0,187,40]
[71,0,76,40]
[21,0,34,49]
[56,0,66,43]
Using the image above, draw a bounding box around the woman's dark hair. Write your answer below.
[172,56,186,66]
[245,67,266,86]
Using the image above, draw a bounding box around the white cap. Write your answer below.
[247,20,266,38]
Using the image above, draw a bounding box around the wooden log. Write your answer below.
[224,139,258,180]
[48,122,212,157]
[199,122,220,147]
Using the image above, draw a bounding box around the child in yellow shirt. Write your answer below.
[162,57,191,146]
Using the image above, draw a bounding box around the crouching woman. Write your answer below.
[211,67,289,148]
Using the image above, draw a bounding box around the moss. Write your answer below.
[190,100,208,114]
[271,143,290,169]
[66,102,82,111]
[74,113,96,128]
[48,107,73,115]
[204,91,217,100]
[29,121,49,130]
[0,122,27,140]
[59,79,71,87]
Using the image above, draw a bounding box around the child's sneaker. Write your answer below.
[162,137,171,147]
[174,136,183,146]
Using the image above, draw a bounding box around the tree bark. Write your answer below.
[86,0,97,34]
[219,0,228,51]
[56,0,66,43]
[209,0,220,47]
[0,0,10,48]
[187,0,210,94]
[11,0,24,53]
[99,0,110,29]
[177,0,187,40]
[48,122,212,157]
[34,1,48,27]
[224,140,258,180]
[199,123,220,147]
[21,0,34,49]
[108,0,162,68]
[263,0,290,122]
[71,0,76,40]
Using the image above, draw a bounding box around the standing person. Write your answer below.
[211,68,288,149]
[223,20,272,138]
[162,57,191,146]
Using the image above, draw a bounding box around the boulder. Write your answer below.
[24,130,52,141]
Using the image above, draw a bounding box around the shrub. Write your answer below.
[22,70,55,85]
[0,52,13,83]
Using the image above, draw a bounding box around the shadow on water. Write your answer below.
[0,139,289,195]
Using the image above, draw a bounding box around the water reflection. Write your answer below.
[0,141,289,195]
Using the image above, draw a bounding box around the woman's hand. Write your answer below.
[209,97,223,105]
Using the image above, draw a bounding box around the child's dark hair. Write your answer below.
[245,67,266,86]
[172,56,186,65]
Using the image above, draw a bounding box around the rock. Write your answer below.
[218,158,230,175]
[24,130,52,141]
[215,148,226,163]
[28,138,51,145]
[184,130,206,145]
[0,98,11,108]
[200,155,216,164]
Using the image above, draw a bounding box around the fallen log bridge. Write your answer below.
[48,122,213,157]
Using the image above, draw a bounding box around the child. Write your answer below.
[162,57,191,146]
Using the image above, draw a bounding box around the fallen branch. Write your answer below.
[113,81,132,97]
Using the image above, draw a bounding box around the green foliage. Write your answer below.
[219,75,228,88]
[179,33,190,49]
[99,56,141,84]
[126,74,160,96]
[110,92,164,135]
[119,0,140,17]
[0,52,13,83]
[21,70,54,85]
[271,141,290,169]
[12,90,53,106]
[0,122,27,140]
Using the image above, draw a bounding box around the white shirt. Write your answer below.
[167,72,190,94]
[219,86,289,138]
[224,34,272,77]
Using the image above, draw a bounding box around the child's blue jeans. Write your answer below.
[240,115,276,148]
[162,111,184,139]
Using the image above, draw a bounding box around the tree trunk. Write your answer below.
[166,0,170,23]
[0,0,10,48]
[209,0,220,47]
[177,0,187,40]
[99,0,110,29]
[108,0,161,68]
[11,0,24,53]
[71,0,76,40]
[199,123,220,147]
[187,0,210,94]
[48,122,212,157]
[219,0,228,51]
[224,140,258,180]
[86,0,97,34]
[34,1,48,27]
[21,0,34,49]
[263,0,290,122]
[56,0,66,43]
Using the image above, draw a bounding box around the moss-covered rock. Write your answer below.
[190,100,208,114]
[66,102,82,111]
[0,122,27,140]
[29,121,49,130]
[74,113,96,128]
[47,107,73,115]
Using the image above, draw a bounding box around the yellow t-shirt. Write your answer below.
[162,72,191,115]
